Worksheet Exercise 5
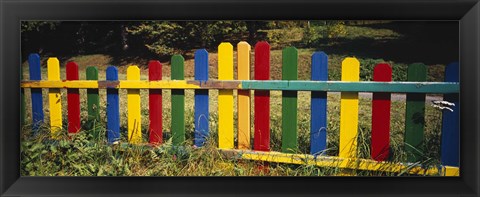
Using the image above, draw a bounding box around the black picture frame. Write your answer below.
[1,0,479,196]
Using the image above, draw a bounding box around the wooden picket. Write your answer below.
[20,41,461,176]
[253,41,271,152]
[218,42,234,149]
[66,62,81,134]
[441,62,459,167]
[194,49,209,147]
[149,60,163,144]
[28,54,43,131]
[281,47,298,153]
[106,66,120,144]
[86,66,100,130]
[310,52,328,155]
[47,58,62,138]
[127,66,142,144]
[237,42,251,150]
[405,63,427,162]
[171,55,185,145]
[339,58,360,159]
[371,63,392,161]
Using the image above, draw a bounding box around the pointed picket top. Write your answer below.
[373,63,392,82]
[341,57,360,81]
[282,46,298,80]
[311,52,328,81]
[407,63,427,82]
[29,53,41,80]
[148,60,162,80]
[237,42,251,80]
[47,58,60,80]
[86,66,99,80]
[218,42,233,80]
[127,66,140,80]
[444,62,459,82]
[171,55,185,80]
[254,41,270,80]
[66,62,79,80]
[195,49,209,81]
[106,66,119,79]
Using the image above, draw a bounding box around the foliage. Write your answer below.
[21,21,59,33]
[127,21,250,56]
[325,21,348,39]
[301,21,348,46]
[267,21,308,29]
[261,27,304,49]
[21,21,136,57]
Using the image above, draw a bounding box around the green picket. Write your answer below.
[86,66,100,131]
[281,47,298,153]
[405,63,427,162]
[171,55,185,145]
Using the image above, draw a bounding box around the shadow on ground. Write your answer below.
[311,21,459,65]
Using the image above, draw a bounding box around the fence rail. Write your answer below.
[20,41,460,176]
[21,80,459,93]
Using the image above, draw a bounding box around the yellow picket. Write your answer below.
[237,41,251,149]
[218,42,234,149]
[127,66,142,144]
[339,57,360,158]
[47,58,62,138]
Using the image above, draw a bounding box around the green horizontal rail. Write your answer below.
[241,80,459,93]
[20,80,459,94]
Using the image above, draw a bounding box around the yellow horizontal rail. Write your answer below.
[20,80,242,89]
[220,149,459,176]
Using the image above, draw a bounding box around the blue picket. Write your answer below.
[194,49,209,147]
[441,62,459,166]
[106,66,120,144]
[310,52,328,155]
[29,53,44,132]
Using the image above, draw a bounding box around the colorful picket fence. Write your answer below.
[20,41,460,176]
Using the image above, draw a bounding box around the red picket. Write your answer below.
[149,60,163,144]
[254,41,271,151]
[66,62,81,134]
[371,63,392,161]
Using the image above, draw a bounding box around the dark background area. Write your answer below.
[21,21,459,66]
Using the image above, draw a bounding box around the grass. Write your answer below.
[21,80,445,176]
[20,23,450,176]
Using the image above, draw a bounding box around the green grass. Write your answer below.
[21,80,444,176]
